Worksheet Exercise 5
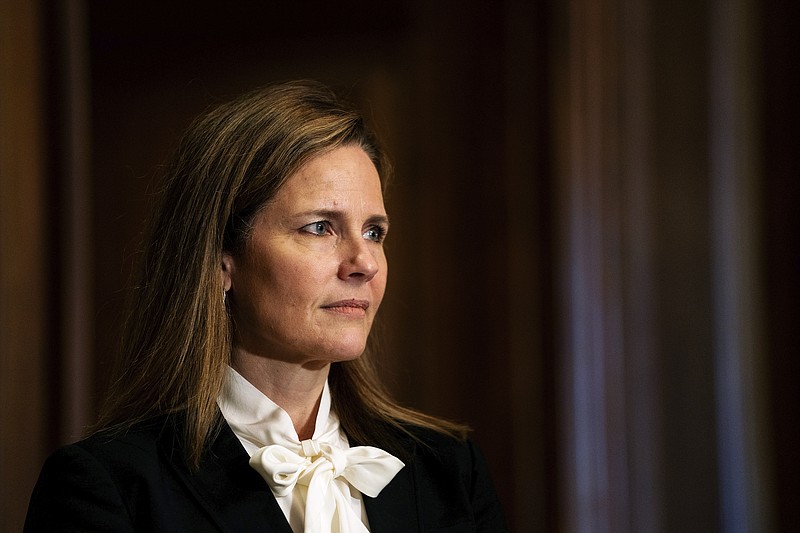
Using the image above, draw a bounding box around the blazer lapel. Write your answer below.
[159,415,293,533]
[362,438,420,533]
[364,464,420,533]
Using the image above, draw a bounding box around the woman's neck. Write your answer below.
[232,353,329,441]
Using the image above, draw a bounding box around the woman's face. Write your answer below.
[222,145,388,367]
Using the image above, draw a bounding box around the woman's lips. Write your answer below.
[321,299,369,317]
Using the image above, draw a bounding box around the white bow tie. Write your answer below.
[250,438,404,533]
[217,366,404,533]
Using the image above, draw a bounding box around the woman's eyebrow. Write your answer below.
[294,209,390,226]
[365,214,390,228]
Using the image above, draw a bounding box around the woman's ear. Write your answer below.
[221,252,234,292]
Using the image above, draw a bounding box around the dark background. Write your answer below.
[2,0,797,531]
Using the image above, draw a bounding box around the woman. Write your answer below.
[25,81,508,532]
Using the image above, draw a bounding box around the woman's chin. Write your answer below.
[322,338,369,362]
[331,345,368,362]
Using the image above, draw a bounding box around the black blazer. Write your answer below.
[24,413,508,532]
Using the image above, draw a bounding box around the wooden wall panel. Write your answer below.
[551,0,785,531]
[0,1,48,530]
[762,2,800,531]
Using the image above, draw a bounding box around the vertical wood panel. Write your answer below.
[55,0,94,444]
[551,0,754,530]
[0,0,47,529]
[618,0,662,530]
[503,2,555,531]
[762,0,800,529]
[553,0,632,529]
[709,0,774,530]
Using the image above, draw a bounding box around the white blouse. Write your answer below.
[217,366,403,533]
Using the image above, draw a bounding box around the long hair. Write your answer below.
[95,81,466,467]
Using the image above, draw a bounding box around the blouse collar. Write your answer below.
[217,365,346,456]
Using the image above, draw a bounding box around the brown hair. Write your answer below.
[95,80,466,467]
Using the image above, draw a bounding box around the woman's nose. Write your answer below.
[337,238,379,282]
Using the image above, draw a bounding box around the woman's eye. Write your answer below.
[363,226,387,243]
[302,221,329,236]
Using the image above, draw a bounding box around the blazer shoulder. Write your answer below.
[24,414,196,532]
[64,414,182,471]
